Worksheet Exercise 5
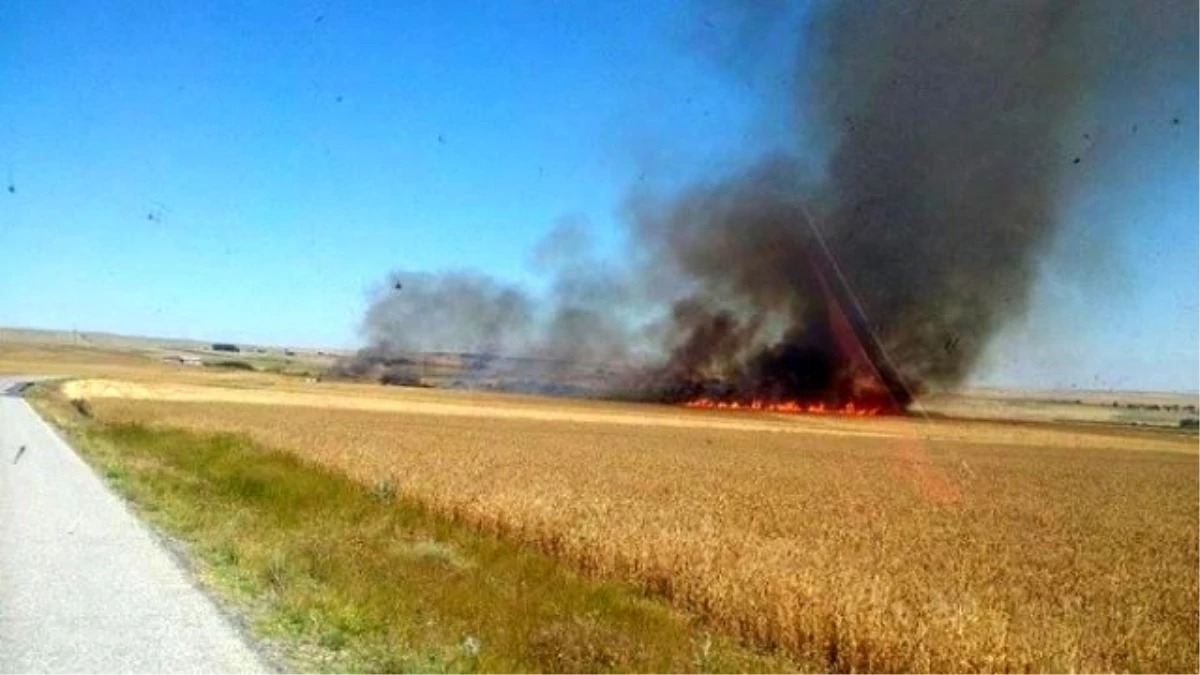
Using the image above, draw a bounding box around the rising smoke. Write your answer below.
[341,0,1195,409]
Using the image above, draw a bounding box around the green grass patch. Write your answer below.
[30,387,793,673]
[208,359,258,371]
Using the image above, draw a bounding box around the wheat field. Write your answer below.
[68,378,1198,672]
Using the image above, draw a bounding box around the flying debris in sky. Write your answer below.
[145,200,172,224]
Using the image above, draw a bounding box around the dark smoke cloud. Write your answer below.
[808,1,1095,385]
[342,0,1195,407]
[360,271,534,356]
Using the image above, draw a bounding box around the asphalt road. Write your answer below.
[0,377,268,674]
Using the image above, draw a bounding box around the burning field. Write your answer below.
[336,0,1194,419]
[284,3,1200,666]
[21,0,1195,671]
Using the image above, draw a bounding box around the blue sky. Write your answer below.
[1,1,1196,391]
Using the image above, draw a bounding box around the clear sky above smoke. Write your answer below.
[1,1,1195,391]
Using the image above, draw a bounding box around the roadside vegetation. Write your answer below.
[31,386,792,673]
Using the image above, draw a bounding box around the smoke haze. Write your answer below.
[342,0,1196,408]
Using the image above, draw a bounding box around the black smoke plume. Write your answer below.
[340,0,1195,409]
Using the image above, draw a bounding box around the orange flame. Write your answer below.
[682,397,880,416]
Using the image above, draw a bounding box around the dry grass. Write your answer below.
[60,378,1197,453]
[0,343,277,386]
[71,381,1199,673]
[0,343,170,377]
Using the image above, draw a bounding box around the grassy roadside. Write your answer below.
[29,385,797,673]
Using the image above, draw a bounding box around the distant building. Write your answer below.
[211,343,240,353]
[163,354,203,366]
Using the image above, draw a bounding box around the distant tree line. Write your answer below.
[1111,401,1198,413]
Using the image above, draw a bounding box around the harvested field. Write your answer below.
[67,378,1200,672]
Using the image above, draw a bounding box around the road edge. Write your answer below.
[16,378,282,674]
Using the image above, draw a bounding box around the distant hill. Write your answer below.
[0,326,351,357]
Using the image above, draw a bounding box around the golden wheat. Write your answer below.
[83,387,1198,672]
